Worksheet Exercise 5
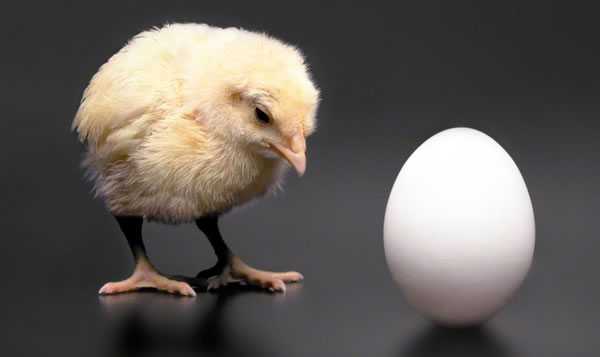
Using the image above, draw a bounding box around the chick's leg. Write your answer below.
[99,215,196,297]
[196,214,303,292]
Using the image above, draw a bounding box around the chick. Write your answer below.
[73,23,319,295]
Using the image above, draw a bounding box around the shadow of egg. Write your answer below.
[397,324,513,357]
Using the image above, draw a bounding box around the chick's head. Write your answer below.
[194,37,319,177]
[229,70,319,176]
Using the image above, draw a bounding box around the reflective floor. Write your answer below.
[3,274,597,357]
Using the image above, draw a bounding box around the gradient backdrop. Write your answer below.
[1,1,599,356]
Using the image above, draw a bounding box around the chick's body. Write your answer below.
[74,24,318,223]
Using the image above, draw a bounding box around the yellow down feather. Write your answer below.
[72,23,320,223]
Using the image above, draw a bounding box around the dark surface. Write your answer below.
[1,1,599,356]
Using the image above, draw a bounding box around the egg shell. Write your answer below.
[384,127,535,326]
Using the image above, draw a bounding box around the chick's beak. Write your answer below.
[268,128,307,176]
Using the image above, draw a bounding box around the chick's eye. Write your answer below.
[255,108,271,124]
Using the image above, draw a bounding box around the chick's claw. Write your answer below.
[205,256,303,293]
[99,268,196,297]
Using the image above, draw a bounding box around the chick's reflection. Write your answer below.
[99,289,276,357]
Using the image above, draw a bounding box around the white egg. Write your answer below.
[384,127,535,326]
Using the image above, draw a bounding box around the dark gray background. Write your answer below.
[1,1,599,356]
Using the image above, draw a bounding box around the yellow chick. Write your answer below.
[72,23,320,296]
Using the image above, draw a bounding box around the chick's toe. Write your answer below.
[99,266,196,297]
[203,255,303,293]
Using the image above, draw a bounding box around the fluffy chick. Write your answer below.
[73,23,319,295]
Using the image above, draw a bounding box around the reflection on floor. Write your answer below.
[397,323,514,357]
[99,286,290,357]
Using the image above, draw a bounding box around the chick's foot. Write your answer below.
[99,263,196,297]
[201,256,303,292]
